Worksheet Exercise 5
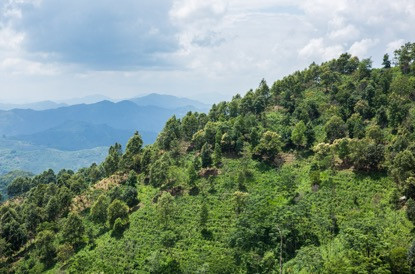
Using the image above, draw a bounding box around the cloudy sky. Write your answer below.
[0,0,414,103]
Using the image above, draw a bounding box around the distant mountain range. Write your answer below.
[0,100,67,111]
[0,93,210,111]
[13,120,157,151]
[130,93,210,111]
[0,94,210,173]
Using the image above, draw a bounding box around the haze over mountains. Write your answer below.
[0,93,210,174]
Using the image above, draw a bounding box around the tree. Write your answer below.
[45,196,59,221]
[233,191,249,215]
[90,194,108,224]
[107,199,129,229]
[346,114,365,139]
[157,192,175,228]
[325,116,347,143]
[125,131,143,155]
[111,217,129,237]
[157,115,181,150]
[125,170,138,187]
[122,131,143,171]
[121,186,139,207]
[150,155,171,187]
[357,58,372,80]
[382,53,391,68]
[181,112,198,141]
[57,186,72,217]
[291,121,307,147]
[254,131,282,163]
[204,122,218,145]
[391,150,415,185]
[349,139,385,171]
[23,203,43,232]
[35,230,56,267]
[187,161,198,187]
[406,199,415,224]
[394,42,415,74]
[213,143,222,167]
[388,93,409,129]
[201,143,213,168]
[103,143,122,176]
[7,177,32,197]
[0,217,27,251]
[61,212,85,249]
[57,243,74,262]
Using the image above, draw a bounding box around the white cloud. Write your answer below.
[1,0,415,102]
[349,38,379,57]
[299,38,344,61]
[386,39,406,54]
[329,24,360,41]
[170,0,227,22]
[0,27,24,51]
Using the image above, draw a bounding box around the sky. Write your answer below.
[0,0,414,104]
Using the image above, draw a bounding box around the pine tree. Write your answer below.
[213,143,222,167]
[201,143,213,168]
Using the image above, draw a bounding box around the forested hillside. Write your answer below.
[2,43,415,273]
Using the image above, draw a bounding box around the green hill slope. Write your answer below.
[2,43,415,273]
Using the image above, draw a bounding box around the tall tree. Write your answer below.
[61,212,85,249]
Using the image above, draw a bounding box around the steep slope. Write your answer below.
[2,44,415,273]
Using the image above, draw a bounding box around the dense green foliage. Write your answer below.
[2,43,415,273]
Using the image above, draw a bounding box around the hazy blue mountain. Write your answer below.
[130,93,210,111]
[0,99,195,153]
[0,100,67,111]
[13,121,158,151]
[58,94,112,105]
[0,137,108,175]
[0,94,207,173]
[0,100,177,136]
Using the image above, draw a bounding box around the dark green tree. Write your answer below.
[201,143,213,168]
[157,115,181,150]
[391,150,415,185]
[45,196,59,221]
[35,230,56,267]
[121,186,139,207]
[125,131,143,155]
[157,192,175,228]
[181,112,199,141]
[382,53,391,68]
[292,121,307,147]
[406,199,415,224]
[213,143,222,167]
[254,131,282,163]
[90,194,108,224]
[149,154,171,187]
[325,116,347,143]
[103,143,122,176]
[61,212,85,249]
[107,199,129,229]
